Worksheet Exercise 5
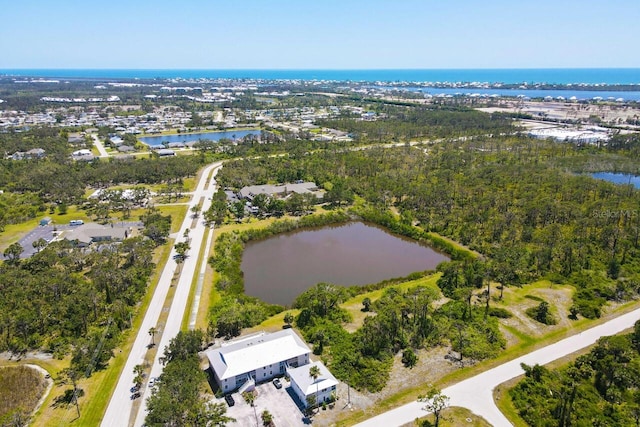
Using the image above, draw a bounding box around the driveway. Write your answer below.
[220,380,310,427]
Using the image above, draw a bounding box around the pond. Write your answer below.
[590,172,640,189]
[241,222,450,306]
[138,129,261,147]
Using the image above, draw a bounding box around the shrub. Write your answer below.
[488,307,513,318]
[525,301,557,325]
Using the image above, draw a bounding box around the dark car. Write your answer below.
[273,378,282,389]
[225,394,235,407]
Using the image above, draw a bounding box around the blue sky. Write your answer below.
[1,0,639,69]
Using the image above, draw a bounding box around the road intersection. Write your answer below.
[100,155,640,427]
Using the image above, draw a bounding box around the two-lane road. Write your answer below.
[101,161,223,427]
[355,306,640,427]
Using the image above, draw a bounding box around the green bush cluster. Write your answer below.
[510,322,640,426]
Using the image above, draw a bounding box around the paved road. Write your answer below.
[92,134,109,157]
[355,307,640,427]
[101,162,222,427]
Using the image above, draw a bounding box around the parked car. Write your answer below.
[225,394,235,407]
[273,378,282,389]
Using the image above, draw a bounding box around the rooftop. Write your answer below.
[287,361,339,396]
[206,329,311,381]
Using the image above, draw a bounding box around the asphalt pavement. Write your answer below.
[101,162,222,427]
[354,306,640,427]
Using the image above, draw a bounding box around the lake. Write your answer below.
[138,129,261,147]
[591,172,640,189]
[241,222,450,306]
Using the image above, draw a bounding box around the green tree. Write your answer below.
[205,189,228,226]
[3,242,23,264]
[283,312,294,328]
[309,365,321,413]
[418,388,450,427]
[32,238,48,252]
[174,241,190,261]
[293,283,348,319]
[161,330,203,365]
[148,327,157,346]
[402,348,418,368]
[261,409,273,426]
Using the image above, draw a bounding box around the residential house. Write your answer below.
[157,149,176,157]
[10,148,46,160]
[68,133,85,144]
[63,223,131,247]
[238,182,323,202]
[206,329,311,394]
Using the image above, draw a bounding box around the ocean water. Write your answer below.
[1,68,640,85]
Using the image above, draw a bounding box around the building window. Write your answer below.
[264,373,266,377]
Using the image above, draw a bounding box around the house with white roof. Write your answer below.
[287,361,338,408]
[206,329,311,394]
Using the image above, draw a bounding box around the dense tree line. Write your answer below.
[215,138,640,319]
[0,237,155,375]
[317,105,515,142]
[511,321,640,426]
[294,281,505,392]
[146,330,234,426]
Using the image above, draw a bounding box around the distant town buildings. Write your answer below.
[528,127,611,144]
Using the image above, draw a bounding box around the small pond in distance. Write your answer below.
[138,129,261,147]
[590,172,640,189]
[241,222,450,306]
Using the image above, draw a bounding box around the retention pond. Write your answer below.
[241,221,449,306]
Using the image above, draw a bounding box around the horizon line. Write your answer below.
[3,67,640,71]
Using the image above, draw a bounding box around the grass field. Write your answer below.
[402,406,492,427]
[0,365,48,422]
[330,278,640,426]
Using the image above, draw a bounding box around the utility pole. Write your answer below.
[70,371,81,418]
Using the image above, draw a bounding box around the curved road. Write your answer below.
[101,161,223,427]
[355,307,640,427]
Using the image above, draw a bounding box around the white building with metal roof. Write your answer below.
[206,329,311,394]
[287,361,339,408]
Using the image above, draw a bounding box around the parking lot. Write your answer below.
[217,379,310,427]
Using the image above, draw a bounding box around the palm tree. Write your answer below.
[148,327,157,346]
[309,365,321,413]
